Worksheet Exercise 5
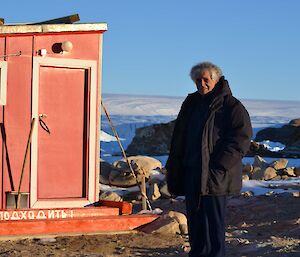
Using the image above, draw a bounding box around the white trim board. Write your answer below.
[31,57,97,208]
[0,61,7,105]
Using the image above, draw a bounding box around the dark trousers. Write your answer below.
[185,193,227,257]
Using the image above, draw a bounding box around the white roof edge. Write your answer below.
[0,23,108,34]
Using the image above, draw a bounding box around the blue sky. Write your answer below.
[2,0,300,101]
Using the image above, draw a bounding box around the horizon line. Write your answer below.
[102,92,300,103]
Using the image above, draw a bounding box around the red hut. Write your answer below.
[0,18,156,237]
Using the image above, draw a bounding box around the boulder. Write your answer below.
[255,119,300,146]
[270,159,288,170]
[108,156,162,187]
[140,215,180,235]
[140,211,187,235]
[295,167,300,177]
[276,167,296,177]
[159,182,172,198]
[281,175,290,180]
[272,175,282,180]
[283,167,296,177]
[147,182,161,201]
[112,156,162,178]
[167,211,188,235]
[126,121,175,156]
[242,191,254,197]
[242,163,253,175]
[100,159,111,185]
[99,191,122,202]
[292,192,300,197]
[263,167,277,180]
[289,118,300,127]
[251,167,264,180]
[108,168,137,187]
[253,155,268,170]
[242,175,250,181]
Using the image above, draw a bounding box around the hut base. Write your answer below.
[0,201,158,239]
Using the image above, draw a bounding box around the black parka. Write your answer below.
[166,77,252,196]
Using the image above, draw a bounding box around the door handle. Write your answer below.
[39,113,47,119]
[38,113,51,134]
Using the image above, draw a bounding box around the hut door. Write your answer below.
[31,57,97,208]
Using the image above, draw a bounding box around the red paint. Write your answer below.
[2,36,33,207]
[37,67,88,199]
[99,200,133,215]
[34,33,100,60]
[0,206,119,221]
[0,26,160,238]
[0,29,104,208]
[0,37,4,209]
[0,214,158,236]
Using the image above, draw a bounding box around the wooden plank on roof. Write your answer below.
[32,14,80,25]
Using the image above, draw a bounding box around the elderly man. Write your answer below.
[166,62,252,257]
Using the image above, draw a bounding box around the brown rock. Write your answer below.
[109,168,137,187]
[253,155,268,170]
[289,118,300,127]
[167,211,187,225]
[140,216,180,235]
[242,175,250,181]
[100,159,111,185]
[283,167,296,177]
[270,159,288,170]
[294,167,300,177]
[255,119,300,146]
[242,163,253,174]
[167,211,188,235]
[292,192,300,197]
[148,183,161,201]
[251,167,264,180]
[263,167,277,180]
[272,175,282,180]
[281,175,290,180]
[182,242,191,253]
[126,120,175,156]
[242,191,254,197]
[99,191,122,202]
[159,182,172,198]
[113,156,162,178]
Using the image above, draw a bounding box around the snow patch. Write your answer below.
[100,130,124,142]
[242,178,300,196]
[258,140,286,152]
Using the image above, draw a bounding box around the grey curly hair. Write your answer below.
[190,62,223,82]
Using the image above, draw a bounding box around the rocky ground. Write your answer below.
[0,193,299,257]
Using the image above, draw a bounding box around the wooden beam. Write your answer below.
[99,200,133,215]
[0,214,158,237]
[32,14,80,25]
[0,18,4,25]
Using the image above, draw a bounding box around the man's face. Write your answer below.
[195,69,218,95]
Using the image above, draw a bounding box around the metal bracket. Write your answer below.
[0,51,22,58]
